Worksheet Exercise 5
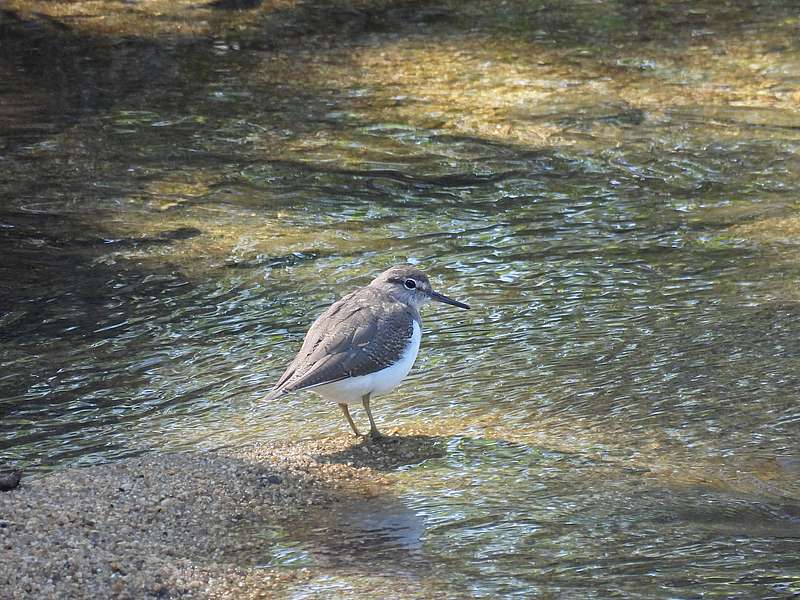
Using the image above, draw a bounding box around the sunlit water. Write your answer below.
[1,0,800,597]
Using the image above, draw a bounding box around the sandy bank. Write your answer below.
[0,435,443,599]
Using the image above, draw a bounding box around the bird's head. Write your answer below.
[370,265,470,310]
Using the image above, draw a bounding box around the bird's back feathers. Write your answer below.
[265,286,420,400]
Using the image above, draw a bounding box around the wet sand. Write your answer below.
[0,435,443,599]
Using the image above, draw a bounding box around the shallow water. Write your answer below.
[2,0,800,597]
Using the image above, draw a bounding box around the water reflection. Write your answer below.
[1,0,800,597]
[270,497,427,568]
[399,436,800,597]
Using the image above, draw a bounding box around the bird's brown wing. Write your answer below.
[265,287,417,400]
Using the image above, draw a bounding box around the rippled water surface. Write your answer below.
[2,0,800,597]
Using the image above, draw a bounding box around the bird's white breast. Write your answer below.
[312,321,422,405]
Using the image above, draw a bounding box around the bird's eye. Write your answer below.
[403,279,417,290]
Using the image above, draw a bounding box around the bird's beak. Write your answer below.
[428,289,470,310]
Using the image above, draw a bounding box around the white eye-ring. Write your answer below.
[404,279,417,290]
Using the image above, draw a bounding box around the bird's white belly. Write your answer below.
[313,321,421,405]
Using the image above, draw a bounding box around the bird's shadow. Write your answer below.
[311,433,446,472]
[201,0,263,11]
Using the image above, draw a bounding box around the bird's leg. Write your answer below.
[361,393,383,441]
[338,403,361,437]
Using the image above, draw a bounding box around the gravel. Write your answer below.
[0,434,443,599]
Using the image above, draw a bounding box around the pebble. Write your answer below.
[0,470,22,491]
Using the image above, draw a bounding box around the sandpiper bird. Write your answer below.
[265,265,470,440]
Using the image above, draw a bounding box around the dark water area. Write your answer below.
[1,0,800,597]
